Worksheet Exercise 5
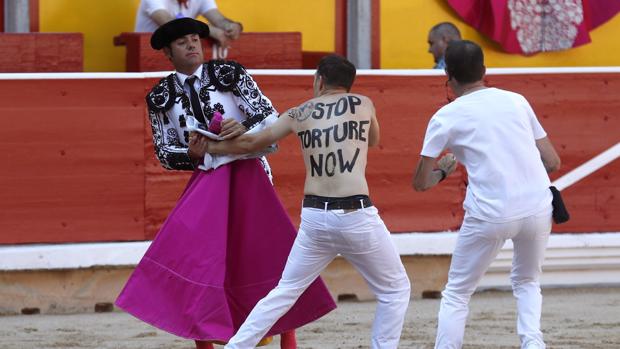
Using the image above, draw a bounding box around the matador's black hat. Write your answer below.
[150,17,210,50]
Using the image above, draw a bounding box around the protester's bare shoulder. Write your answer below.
[350,93,374,109]
[349,93,372,102]
[356,94,377,118]
[284,97,320,122]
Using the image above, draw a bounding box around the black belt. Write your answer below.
[302,195,373,210]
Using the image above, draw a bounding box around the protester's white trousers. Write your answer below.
[435,207,552,349]
[225,206,411,349]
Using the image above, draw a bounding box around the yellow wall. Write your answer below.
[382,0,620,68]
[39,0,141,72]
[40,0,620,71]
[217,0,334,52]
[39,0,334,72]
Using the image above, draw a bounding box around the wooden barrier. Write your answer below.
[0,78,148,243]
[302,51,333,69]
[0,33,83,72]
[0,71,618,244]
[114,32,302,71]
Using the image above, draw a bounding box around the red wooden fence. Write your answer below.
[0,72,618,244]
[114,32,302,71]
[0,33,83,72]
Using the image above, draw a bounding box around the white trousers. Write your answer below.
[224,206,411,349]
[435,207,552,349]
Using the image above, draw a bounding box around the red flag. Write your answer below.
[447,0,620,54]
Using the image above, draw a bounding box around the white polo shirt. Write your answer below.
[135,0,217,32]
[421,87,552,222]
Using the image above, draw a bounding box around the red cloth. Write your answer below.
[589,0,620,28]
[116,159,336,341]
[447,0,620,54]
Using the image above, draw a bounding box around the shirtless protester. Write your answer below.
[195,54,411,349]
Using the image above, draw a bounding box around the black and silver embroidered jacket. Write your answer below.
[145,60,277,171]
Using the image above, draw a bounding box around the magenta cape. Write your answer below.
[115,159,336,341]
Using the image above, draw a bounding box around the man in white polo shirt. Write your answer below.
[413,40,561,349]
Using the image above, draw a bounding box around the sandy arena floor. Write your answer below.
[0,287,618,349]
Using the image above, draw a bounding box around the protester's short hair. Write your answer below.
[430,22,461,41]
[445,40,485,84]
[316,54,356,91]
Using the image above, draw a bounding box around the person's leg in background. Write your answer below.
[435,216,517,349]
[510,209,552,349]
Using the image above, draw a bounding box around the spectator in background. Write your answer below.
[427,22,461,69]
[135,0,243,48]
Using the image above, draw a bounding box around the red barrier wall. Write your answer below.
[0,72,618,244]
[0,33,83,72]
[114,32,302,71]
[0,79,148,243]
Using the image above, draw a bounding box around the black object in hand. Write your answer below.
[550,186,570,224]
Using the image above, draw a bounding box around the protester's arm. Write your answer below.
[204,61,276,139]
[219,118,247,139]
[536,136,561,173]
[413,154,457,192]
[207,111,293,155]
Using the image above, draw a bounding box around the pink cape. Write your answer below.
[447,0,620,54]
[115,159,336,341]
